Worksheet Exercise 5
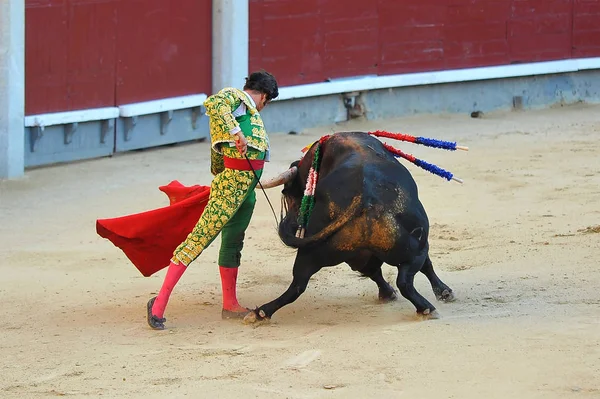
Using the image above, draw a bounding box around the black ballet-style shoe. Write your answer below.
[147,297,166,330]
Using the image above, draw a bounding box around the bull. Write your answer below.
[244,131,455,324]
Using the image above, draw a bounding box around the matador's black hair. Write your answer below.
[244,70,279,101]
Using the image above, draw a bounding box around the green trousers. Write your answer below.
[218,186,257,268]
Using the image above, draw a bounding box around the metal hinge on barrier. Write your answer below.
[191,106,203,130]
[123,116,137,141]
[30,126,44,152]
[63,122,78,145]
[160,110,174,135]
[100,119,115,144]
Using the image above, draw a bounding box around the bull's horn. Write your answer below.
[260,166,298,189]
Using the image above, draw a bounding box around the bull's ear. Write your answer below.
[290,160,301,169]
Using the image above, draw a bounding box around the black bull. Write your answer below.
[244,131,454,323]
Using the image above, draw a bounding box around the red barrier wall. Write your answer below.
[25,0,212,116]
[24,1,600,115]
[115,0,212,105]
[573,0,600,57]
[249,0,600,87]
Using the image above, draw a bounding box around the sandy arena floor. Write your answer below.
[1,104,599,398]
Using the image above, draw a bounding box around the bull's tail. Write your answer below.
[278,195,363,248]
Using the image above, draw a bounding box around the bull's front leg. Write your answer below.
[244,250,321,324]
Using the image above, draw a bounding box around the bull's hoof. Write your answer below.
[378,289,398,303]
[243,308,271,326]
[418,308,441,320]
[435,288,455,303]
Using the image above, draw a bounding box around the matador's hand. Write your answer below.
[234,132,248,156]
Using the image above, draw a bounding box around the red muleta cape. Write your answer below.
[95,181,210,277]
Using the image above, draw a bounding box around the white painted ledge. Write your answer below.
[24,107,120,128]
[275,57,600,101]
[22,57,600,127]
[577,57,600,70]
[118,94,207,117]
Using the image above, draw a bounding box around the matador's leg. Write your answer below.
[218,189,257,318]
[147,168,259,329]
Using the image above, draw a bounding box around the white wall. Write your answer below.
[212,0,249,93]
[0,0,25,179]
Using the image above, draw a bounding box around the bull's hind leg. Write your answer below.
[346,251,398,302]
[368,267,398,302]
[244,249,323,324]
[420,256,455,302]
[349,256,397,302]
[397,253,439,319]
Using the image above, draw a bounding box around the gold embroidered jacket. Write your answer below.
[204,87,269,174]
